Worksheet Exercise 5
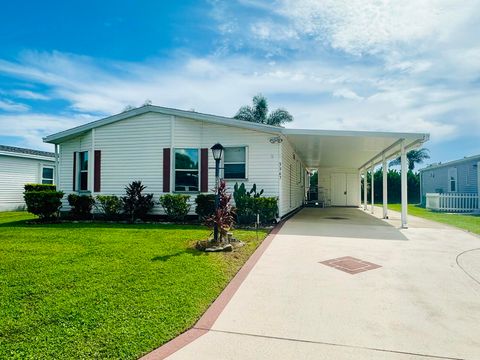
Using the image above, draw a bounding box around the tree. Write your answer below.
[233,94,293,127]
[389,148,430,171]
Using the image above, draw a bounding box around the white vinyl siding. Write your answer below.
[279,139,306,217]
[55,113,281,215]
[0,155,54,211]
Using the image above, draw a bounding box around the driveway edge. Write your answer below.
[140,221,285,360]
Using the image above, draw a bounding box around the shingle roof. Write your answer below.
[0,144,55,158]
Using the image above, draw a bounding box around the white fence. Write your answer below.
[426,193,479,212]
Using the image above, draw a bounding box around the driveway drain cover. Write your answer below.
[324,216,349,220]
[320,256,381,274]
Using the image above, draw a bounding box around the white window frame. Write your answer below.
[448,167,457,192]
[174,148,200,193]
[78,151,89,192]
[222,146,248,180]
[41,165,54,185]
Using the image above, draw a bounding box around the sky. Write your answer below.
[0,0,479,167]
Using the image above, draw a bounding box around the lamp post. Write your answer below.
[211,143,224,243]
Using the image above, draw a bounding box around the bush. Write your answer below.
[159,194,191,222]
[24,190,63,220]
[205,180,235,243]
[24,183,56,192]
[233,183,277,225]
[122,181,155,222]
[254,197,278,224]
[96,195,122,218]
[195,194,215,220]
[67,194,95,219]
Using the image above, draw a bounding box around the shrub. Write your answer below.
[24,190,63,220]
[195,194,215,220]
[67,194,95,219]
[233,183,277,225]
[96,195,122,218]
[205,180,235,243]
[159,194,191,222]
[24,183,56,192]
[122,181,155,222]
[254,197,278,224]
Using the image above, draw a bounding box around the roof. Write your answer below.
[43,104,429,169]
[43,105,283,143]
[0,144,55,161]
[419,154,480,172]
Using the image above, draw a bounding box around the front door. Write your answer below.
[331,173,347,206]
[331,173,358,206]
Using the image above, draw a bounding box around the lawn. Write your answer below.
[388,204,480,235]
[0,212,268,359]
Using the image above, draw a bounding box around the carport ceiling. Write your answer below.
[283,129,429,169]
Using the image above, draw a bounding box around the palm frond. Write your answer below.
[252,94,268,123]
[233,106,255,122]
[267,108,293,126]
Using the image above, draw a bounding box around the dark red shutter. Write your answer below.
[163,148,171,192]
[200,148,208,192]
[72,152,77,191]
[94,150,101,192]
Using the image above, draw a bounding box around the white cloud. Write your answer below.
[0,99,30,112]
[12,89,50,100]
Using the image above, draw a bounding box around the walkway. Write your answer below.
[166,207,480,359]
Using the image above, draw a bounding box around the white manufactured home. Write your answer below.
[44,105,429,226]
[0,145,55,211]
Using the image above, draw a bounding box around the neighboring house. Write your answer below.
[0,145,55,211]
[420,154,480,212]
[43,105,428,221]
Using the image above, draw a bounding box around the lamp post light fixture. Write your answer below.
[210,142,224,243]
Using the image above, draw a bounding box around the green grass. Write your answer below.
[0,212,268,359]
[388,204,480,235]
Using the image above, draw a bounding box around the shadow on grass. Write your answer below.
[151,248,207,262]
[0,218,209,231]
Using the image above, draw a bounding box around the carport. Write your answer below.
[282,129,429,228]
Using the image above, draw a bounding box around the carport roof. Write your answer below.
[282,129,429,169]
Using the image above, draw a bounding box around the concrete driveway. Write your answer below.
[167,207,480,360]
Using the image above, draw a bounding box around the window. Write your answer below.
[224,147,246,179]
[79,151,88,191]
[448,167,457,192]
[174,148,199,192]
[42,166,54,184]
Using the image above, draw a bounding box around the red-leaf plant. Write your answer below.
[205,179,236,244]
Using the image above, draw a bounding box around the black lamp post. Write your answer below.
[211,143,224,243]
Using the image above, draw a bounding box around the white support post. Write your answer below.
[382,153,388,219]
[401,140,408,228]
[358,170,362,208]
[363,169,368,211]
[370,162,374,214]
[54,144,59,187]
[89,128,95,193]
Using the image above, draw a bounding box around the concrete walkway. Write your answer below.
[167,207,480,360]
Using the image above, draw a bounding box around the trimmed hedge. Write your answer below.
[67,194,95,219]
[159,194,191,222]
[24,190,64,220]
[254,197,278,224]
[195,194,215,220]
[24,183,56,192]
[96,195,122,218]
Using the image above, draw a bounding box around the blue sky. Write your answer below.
[0,0,479,167]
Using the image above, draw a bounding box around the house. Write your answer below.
[43,105,429,226]
[0,145,55,211]
[420,154,480,212]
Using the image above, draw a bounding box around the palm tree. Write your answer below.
[234,94,293,127]
[389,148,430,171]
